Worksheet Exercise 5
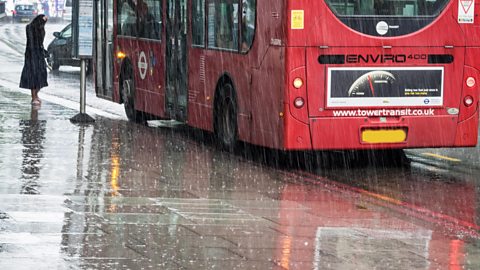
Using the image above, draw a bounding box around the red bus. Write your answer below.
[94,0,479,151]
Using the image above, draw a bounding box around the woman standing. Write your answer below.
[19,15,48,105]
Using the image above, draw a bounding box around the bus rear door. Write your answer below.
[165,0,188,121]
[94,0,114,99]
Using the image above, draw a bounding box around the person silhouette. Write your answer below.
[19,15,49,105]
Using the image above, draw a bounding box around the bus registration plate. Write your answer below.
[361,129,407,143]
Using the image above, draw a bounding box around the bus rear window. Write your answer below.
[326,0,449,16]
[324,0,450,36]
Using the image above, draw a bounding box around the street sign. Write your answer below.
[458,0,475,23]
[72,0,94,58]
[70,0,95,123]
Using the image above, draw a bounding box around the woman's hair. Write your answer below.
[31,14,47,27]
[29,14,47,40]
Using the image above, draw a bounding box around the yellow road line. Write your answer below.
[421,152,462,162]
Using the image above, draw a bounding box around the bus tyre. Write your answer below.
[215,83,238,152]
[122,78,145,124]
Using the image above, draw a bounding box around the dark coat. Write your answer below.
[19,15,48,90]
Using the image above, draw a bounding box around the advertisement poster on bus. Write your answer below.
[327,67,444,107]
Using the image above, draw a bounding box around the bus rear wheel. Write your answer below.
[215,83,238,152]
[122,77,145,124]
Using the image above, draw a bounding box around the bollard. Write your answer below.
[70,58,95,123]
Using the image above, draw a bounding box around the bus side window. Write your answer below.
[118,0,137,37]
[241,0,255,53]
[192,0,206,47]
[207,1,239,51]
[138,0,162,40]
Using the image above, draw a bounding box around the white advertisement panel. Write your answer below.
[327,67,444,108]
[78,0,93,57]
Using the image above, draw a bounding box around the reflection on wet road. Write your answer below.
[0,89,479,269]
[19,107,46,194]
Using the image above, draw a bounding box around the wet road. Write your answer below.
[0,20,480,269]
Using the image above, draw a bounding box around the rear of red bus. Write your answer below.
[284,0,480,150]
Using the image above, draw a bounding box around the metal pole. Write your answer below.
[80,59,86,114]
[70,58,94,123]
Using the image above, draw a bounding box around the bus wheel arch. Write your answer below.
[120,59,145,124]
[214,75,238,152]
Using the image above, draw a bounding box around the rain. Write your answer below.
[0,0,480,269]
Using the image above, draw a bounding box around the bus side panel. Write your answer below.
[187,49,212,132]
[187,50,253,141]
[236,67,253,145]
[243,0,286,148]
[250,46,285,149]
[185,0,211,132]
[134,41,166,117]
[186,0,286,148]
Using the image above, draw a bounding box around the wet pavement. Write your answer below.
[0,86,480,270]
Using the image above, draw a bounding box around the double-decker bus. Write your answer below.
[94,0,479,151]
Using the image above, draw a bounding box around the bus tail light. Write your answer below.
[466,77,476,88]
[293,78,303,89]
[458,66,479,123]
[287,59,308,124]
[294,97,305,108]
[464,95,474,107]
[455,64,480,146]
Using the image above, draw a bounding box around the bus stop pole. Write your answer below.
[69,0,94,124]
[70,58,95,123]
[80,59,86,113]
